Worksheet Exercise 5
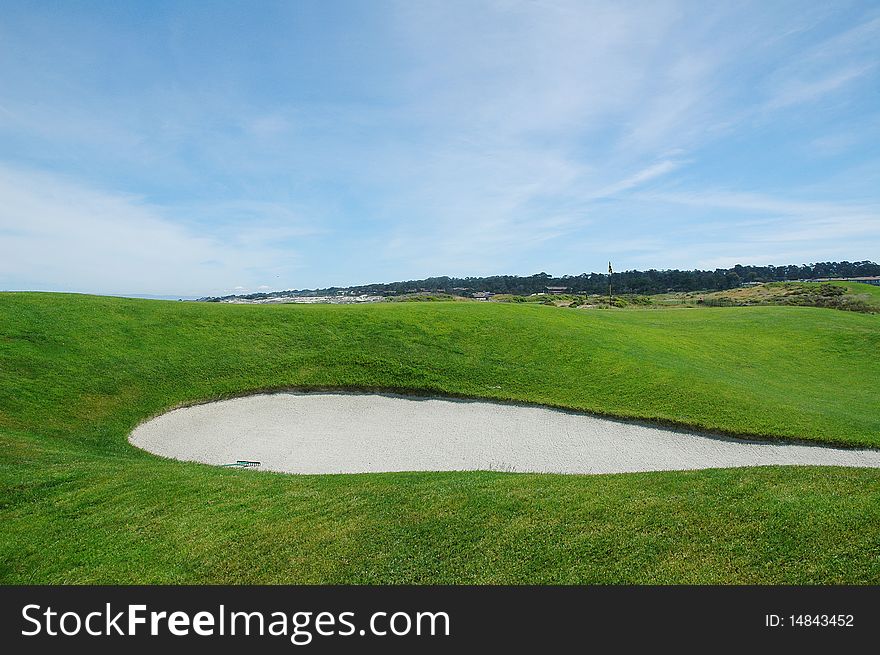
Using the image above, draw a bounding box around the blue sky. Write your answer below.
[1,1,878,296]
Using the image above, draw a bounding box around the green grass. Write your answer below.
[765,281,880,312]
[648,280,880,313]
[835,281,880,307]
[1,292,879,583]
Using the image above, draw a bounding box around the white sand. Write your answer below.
[129,392,880,475]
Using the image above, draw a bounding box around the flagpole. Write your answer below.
[608,261,613,307]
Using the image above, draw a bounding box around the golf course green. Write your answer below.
[1,292,879,583]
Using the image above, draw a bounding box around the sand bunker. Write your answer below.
[129,392,880,475]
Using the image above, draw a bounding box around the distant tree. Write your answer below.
[199,260,880,301]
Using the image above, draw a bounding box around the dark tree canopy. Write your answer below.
[202,261,880,301]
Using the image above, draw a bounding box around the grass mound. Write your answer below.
[1,292,878,584]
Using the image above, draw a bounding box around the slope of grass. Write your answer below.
[1,292,879,583]
[649,281,880,313]
[836,281,880,307]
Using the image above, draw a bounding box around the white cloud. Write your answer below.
[643,189,880,219]
[766,65,875,110]
[0,164,309,296]
[761,12,880,112]
[352,1,718,272]
[618,189,880,270]
[0,2,877,290]
[596,160,684,197]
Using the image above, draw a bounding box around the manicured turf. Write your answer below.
[1,293,879,583]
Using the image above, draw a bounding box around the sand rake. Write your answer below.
[220,460,261,469]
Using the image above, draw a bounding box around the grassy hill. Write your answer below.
[492,280,880,312]
[649,280,880,313]
[1,292,879,583]
[836,281,880,306]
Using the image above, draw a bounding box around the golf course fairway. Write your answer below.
[2,292,879,583]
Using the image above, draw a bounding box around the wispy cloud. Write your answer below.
[0,164,311,295]
[622,188,880,269]
[596,160,685,197]
[0,1,877,292]
[766,64,875,110]
[643,189,878,215]
[761,11,880,112]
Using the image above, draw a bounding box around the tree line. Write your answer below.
[202,260,880,301]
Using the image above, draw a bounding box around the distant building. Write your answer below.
[813,276,880,286]
[545,286,568,295]
[472,292,495,301]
